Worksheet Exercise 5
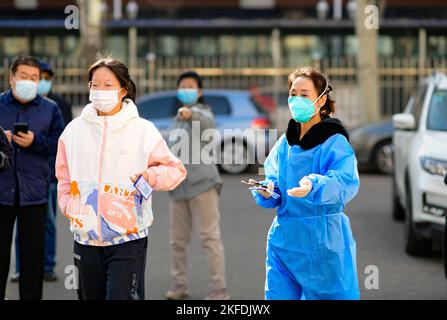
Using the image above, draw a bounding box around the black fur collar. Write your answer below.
[285,116,349,150]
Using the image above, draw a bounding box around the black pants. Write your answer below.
[0,202,47,300]
[74,237,147,300]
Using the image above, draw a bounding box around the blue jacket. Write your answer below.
[0,90,65,207]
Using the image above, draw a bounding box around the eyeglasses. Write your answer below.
[88,81,117,89]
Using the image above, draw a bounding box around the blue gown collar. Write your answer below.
[286,117,349,150]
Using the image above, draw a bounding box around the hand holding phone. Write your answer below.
[241,179,280,200]
[133,174,154,200]
[14,123,29,135]
[240,179,263,187]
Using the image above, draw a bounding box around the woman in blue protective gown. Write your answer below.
[250,67,360,300]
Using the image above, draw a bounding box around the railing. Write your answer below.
[1,55,446,130]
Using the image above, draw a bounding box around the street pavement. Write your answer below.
[5,173,447,300]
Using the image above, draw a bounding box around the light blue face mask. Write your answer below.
[37,79,52,95]
[288,82,329,123]
[14,79,38,102]
[177,88,199,106]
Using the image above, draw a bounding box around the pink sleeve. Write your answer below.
[55,139,71,215]
[145,138,187,191]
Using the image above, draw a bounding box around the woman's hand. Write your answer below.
[130,171,150,184]
[287,177,312,198]
[251,179,275,199]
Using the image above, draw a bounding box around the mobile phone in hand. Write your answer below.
[134,175,154,200]
[14,123,29,135]
[240,179,263,187]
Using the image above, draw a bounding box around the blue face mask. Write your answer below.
[177,89,199,106]
[14,79,38,102]
[288,83,329,123]
[37,79,52,95]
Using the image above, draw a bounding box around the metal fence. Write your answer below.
[1,55,446,130]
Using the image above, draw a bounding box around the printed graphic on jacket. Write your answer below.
[64,180,147,245]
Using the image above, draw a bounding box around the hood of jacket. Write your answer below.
[286,116,350,150]
[80,98,139,131]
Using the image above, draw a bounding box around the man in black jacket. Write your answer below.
[0,127,13,173]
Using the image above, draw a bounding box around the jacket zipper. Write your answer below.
[97,117,108,241]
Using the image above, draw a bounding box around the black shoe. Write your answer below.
[10,272,19,283]
[44,271,58,282]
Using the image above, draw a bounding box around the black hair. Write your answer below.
[176,70,205,105]
[176,70,203,89]
[88,56,136,101]
[10,55,41,76]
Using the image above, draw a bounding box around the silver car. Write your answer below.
[349,118,394,174]
[136,90,272,174]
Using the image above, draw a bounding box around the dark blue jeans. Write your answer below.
[15,182,57,274]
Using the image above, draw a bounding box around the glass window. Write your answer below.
[105,36,127,62]
[344,36,358,57]
[204,96,231,115]
[378,36,394,56]
[427,89,447,132]
[428,36,447,57]
[138,96,177,119]
[2,37,29,57]
[158,36,179,57]
[410,85,428,128]
[283,35,320,65]
[32,36,61,57]
[62,36,79,56]
[195,36,217,56]
[137,36,148,58]
[219,35,237,55]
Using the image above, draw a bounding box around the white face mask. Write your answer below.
[89,89,121,113]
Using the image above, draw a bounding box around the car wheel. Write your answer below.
[218,141,250,174]
[392,173,405,221]
[372,140,394,175]
[404,175,432,256]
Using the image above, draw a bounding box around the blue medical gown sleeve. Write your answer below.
[251,135,284,209]
[304,134,360,206]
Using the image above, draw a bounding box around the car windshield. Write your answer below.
[427,89,447,132]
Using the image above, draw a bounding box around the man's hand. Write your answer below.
[177,107,193,120]
[12,131,34,148]
[287,177,312,198]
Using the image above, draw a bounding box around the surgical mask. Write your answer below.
[89,89,121,113]
[177,89,199,105]
[37,79,52,95]
[288,83,329,123]
[14,79,38,102]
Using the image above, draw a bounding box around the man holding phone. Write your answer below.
[0,55,64,300]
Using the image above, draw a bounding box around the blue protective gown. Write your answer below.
[252,129,360,300]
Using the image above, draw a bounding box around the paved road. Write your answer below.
[5,173,447,300]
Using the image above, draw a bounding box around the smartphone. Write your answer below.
[134,175,154,200]
[14,123,29,135]
[240,179,263,187]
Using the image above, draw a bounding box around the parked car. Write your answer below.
[392,72,447,256]
[349,118,395,174]
[136,90,272,174]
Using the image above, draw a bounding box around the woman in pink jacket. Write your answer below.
[55,57,187,300]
